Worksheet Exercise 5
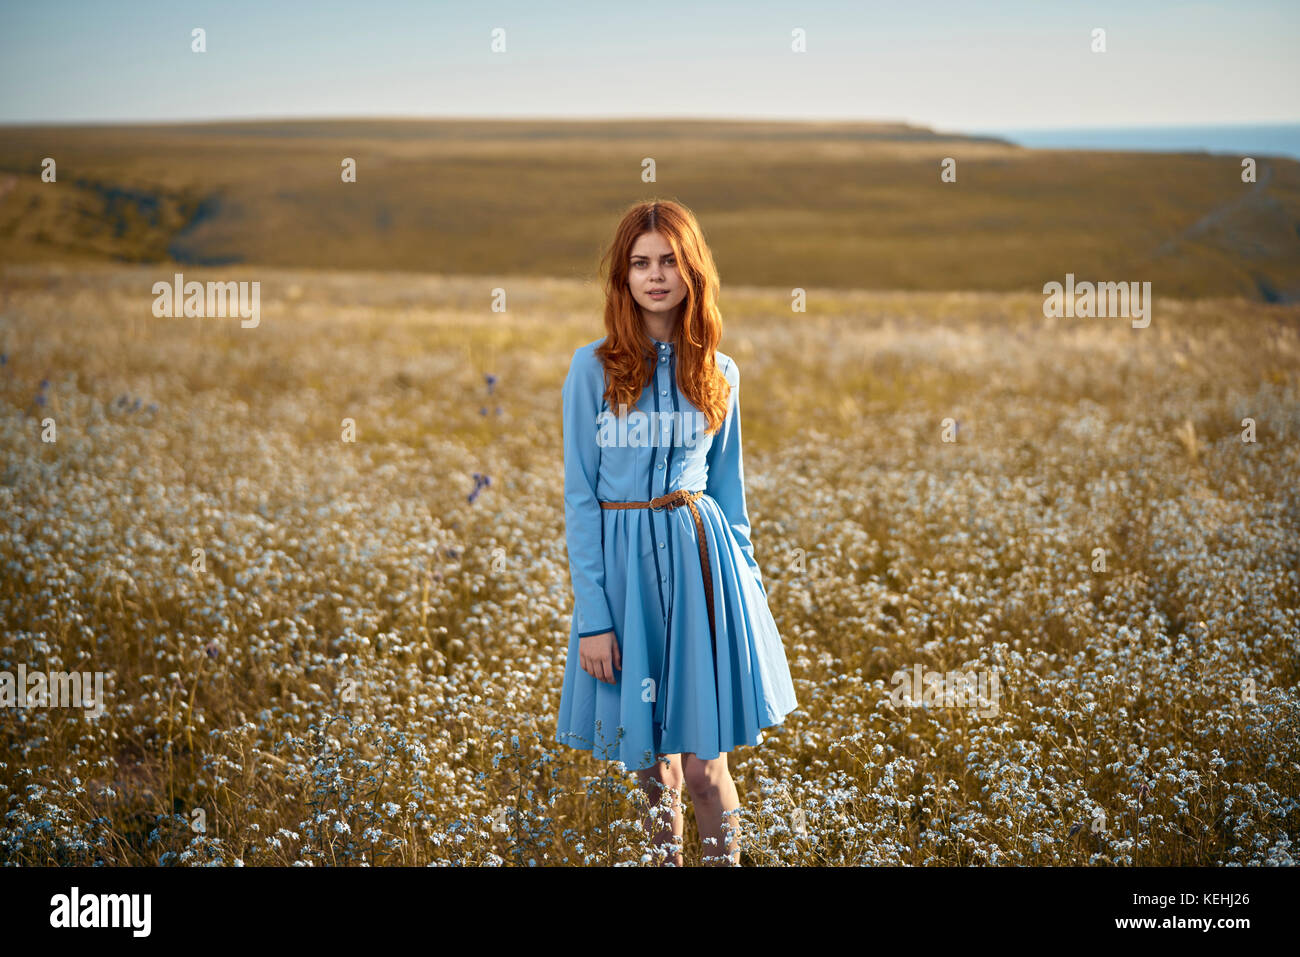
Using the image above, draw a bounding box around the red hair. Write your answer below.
[594,199,731,435]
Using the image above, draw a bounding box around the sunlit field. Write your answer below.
[4,119,1299,301]
[1,261,1297,865]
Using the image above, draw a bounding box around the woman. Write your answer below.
[555,199,799,866]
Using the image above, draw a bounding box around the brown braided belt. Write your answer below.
[599,487,716,648]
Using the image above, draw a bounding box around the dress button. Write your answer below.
[657,462,663,470]
[659,542,665,549]
[660,390,667,396]
[659,356,666,363]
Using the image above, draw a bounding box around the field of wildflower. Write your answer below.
[1,261,1297,866]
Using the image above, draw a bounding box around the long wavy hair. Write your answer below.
[594,199,731,436]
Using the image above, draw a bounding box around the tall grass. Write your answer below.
[1,262,1297,865]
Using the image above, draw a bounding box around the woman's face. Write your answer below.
[628,231,687,323]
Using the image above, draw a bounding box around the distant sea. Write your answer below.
[970,124,1300,161]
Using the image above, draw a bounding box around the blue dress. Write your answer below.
[555,335,799,771]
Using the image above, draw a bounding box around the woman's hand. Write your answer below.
[579,630,621,684]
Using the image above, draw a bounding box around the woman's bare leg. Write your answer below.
[635,753,684,866]
[683,753,741,865]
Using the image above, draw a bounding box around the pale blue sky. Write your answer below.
[1,0,1296,129]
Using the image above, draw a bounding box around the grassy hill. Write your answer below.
[1,118,1298,300]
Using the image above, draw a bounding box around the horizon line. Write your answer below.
[3,114,1299,130]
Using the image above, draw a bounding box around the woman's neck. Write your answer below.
[640,306,681,342]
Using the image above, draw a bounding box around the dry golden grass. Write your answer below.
[1,261,1297,865]
[2,118,1298,300]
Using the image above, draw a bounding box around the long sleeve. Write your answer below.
[705,358,768,599]
[562,348,616,636]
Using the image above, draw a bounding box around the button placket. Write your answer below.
[656,344,673,620]
[657,354,670,494]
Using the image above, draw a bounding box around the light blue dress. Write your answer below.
[555,335,799,771]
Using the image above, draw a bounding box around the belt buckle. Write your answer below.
[651,491,680,512]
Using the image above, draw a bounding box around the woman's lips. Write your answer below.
[648,291,668,299]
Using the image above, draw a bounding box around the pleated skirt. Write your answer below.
[555,491,799,770]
